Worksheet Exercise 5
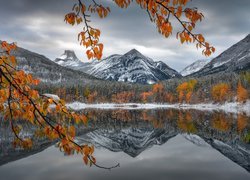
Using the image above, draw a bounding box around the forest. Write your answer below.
[37,71,250,104]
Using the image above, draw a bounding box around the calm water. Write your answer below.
[0,108,250,180]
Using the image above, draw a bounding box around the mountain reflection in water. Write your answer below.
[0,108,250,180]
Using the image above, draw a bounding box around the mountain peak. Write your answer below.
[62,50,78,60]
[64,49,75,54]
[55,50,80,63]
[54,50,84,68]
[124,49,144,57]
[128,48,140,53]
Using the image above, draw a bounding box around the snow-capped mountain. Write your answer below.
[191,34,250,77]
[86,49,182,84]
[55,49,182,84]
[54,50,99,73]
[180,59,208,76]
[77,125,250,171]
[78,127,177,157]
[54,50,83,67]
[0,43,100,85]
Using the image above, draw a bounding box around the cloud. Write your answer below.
[0,0,249,71]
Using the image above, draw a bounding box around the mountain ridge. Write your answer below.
[54,48,182,84]
[180,59,209,76]
[190,34,250,77]
[1,44,102,86]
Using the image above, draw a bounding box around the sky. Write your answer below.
[0,0,249,71]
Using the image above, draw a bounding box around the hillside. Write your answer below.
[54,49,182,84]
[190,34,250,77]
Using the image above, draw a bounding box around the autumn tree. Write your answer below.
[152,83,165,102]
[177,82,187,102]
[185,91,192,103]
[111,91,135,103]
[140,83,165,103]
[237,81,248,103]
[176,79,197,103]
[152,83,164,93]
[164,92,175,103]
[140,91,153,103]
[211,83,230,103]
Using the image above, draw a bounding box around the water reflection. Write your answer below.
[78,109,250,171]
[0,108,250,180]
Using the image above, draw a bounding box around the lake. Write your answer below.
[0,108,250,180]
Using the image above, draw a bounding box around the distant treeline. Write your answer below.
[36,71,250,104]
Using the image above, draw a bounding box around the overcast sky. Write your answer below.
[0,0,249,71]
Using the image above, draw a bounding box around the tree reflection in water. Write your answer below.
[0,108,249,172]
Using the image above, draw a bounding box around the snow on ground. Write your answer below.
[43,93,60,101]
[66,100,250,115]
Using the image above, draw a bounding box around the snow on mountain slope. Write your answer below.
[55,49,182,84]
[76,124,250,171]
[77,127,177,157]
[180,59,208,76]
[191,34,250,77]
[182,133,210,147]
[87,49,182,84]
[0,44,99,85]
[86,54,122,77]
[54,50,83,67]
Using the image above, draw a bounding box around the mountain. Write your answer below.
[54,49,182,84]
[204,138,250,172]
[1,43,160,99]
[78,127,177,157]
[54,50,101,74]
[180,59,208,76]
[54,50,83,67]
[77,125,250,171]
[190,34,250,77]
[155,61,181,78]
[0,43,101,86]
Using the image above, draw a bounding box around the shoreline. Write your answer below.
[66,101,250,115]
